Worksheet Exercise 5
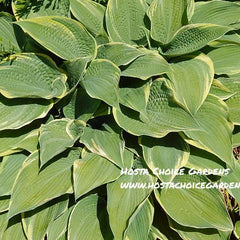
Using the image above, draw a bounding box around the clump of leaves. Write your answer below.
[1,0,240,239]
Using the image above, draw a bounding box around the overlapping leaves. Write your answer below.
[0,0,239,240]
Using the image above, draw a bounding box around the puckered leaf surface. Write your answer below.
[16,16,97,60]
[0,53,67,99]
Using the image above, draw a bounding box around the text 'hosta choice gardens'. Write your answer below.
[0,0,240,239]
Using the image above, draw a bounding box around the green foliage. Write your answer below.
[0,0,240,239]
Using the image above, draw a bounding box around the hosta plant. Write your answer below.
[1,0,240,239]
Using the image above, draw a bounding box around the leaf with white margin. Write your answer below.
[73,152,121,199]
[208,45,240,75]
[63,57,89,89]
[170,217,232,240]
[0,212,8,238]
[233,126,240,147]
[16,16,96,60]
[140,133,189,182]
[0,14,21,55]
[125,200,154,240]
[70,0,105,36]
[192,0,240,27]
[80,126,124,167]
[2,215,26,240]
[119,80,150,113]
[147,0,188,44]
[106,0,148,45]
[12,0,70,20]
[166,53,214,115]
[82,59,120,107]
[0,53,67,99]
[63,87,100,122]
[155,174,233,231]
[114,80,199,137]
[68,194,113,240]
[47,206,74,240]
[0,95,53,131]
[121,51,168,80]
[97,43,144,66]
[22,196,68,240]
[107,173,155,240]
[113,105,169,138]
[163,24,230,57]
[0,153,26,196]
[183,94,233,165]
[0,197,10,213]
[0,121,39,157]
[141,79,199,132]
[39,119,84,167]
[209,79,234,100]
[8,149,81,219]
[186,146,226,171]
[211,77,240,125]
[221,161,240,206]
[148,226,168,240]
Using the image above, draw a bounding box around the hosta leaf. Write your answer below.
[68,194,113,240]
[140,133,189,182]
[166,53,214,114]
[0,53,67,99]
[221,162,240,205]
[192,0,240,27]
[183,95,233,165]
[170,218,232,240]
[39,119,84,167]
[114,80,199,137]
[47,206,73,240]
[80,127,124,167]
[0,14,21,55]
[147,0,188,44]
[2,215,26,240]
[209,79,234,100]
[16,16,97,60]
[141,80,199,132]
[0,153,26,196]
[235,221,240,239]
[106,0,148,45]
[217,33,240,46]
[0,197,10,213]
[97,43,144,66]
[208,45,240,75]
[63,57,89,89]
[148,226,168,240]
[12,0,70,20]
[113,105,168,138]
[119,80,150,113]
[74,152,120,199]
[187,0,194,21]
[8,149,81,219]
[121,51,168,80]
[186,146,226,171]
[63,87,100,122]
[70,0,105,36]
[163,24,230,57]
[22,196,68,240]
[155,175,233,231]
[233,126,240,147]
[0,95,53,131]
[0,212,8,238]
[107,173,154,240]
[82,59,120,107]
[216,77,240,125]
[125,200,154,240]
[0,121,39,157]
